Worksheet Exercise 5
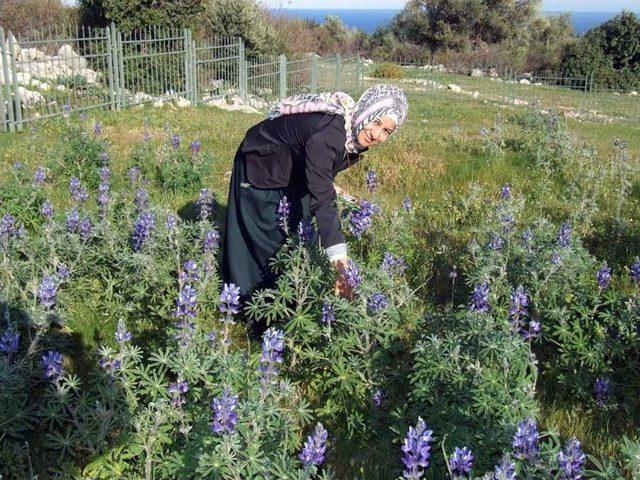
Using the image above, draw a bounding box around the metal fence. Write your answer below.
[0,23,364,132]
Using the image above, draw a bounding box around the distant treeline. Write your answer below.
[1,0,638,89]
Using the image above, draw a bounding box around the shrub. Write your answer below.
[372,63,405,80]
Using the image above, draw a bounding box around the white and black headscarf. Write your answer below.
[267,84,408,154]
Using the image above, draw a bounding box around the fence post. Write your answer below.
[7,31,23,132]
[116,28,126,108]
[335,53,341,90]
[188,30,197,104]
[0,27,8,132]
[310,53,318,93]
[105,25,116,110]
[279,54,287,100]
[238,40,246,101]
[109,23,120,109]
[183,28,191,102]
[0,27,15,132]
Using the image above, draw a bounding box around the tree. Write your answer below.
[0,0,77,36]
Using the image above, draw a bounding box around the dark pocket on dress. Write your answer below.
[241,143,293,189]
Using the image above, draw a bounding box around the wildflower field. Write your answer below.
[1,73,640,479]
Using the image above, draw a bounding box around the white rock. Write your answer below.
[228,94,243,106]
[447,84,462,93]
[630,91,638,96]
[57,44,87,70]
[613,92,620,96]
[519,79,530,85]
[175,96,190,108]
[132,92,154,104]
[16,72,32,85]
[18,86,44,106]
[38,82,51,92]
[77,68,100,84]
[472,91,480,98]
[514,98,529,106]
[21,47,46,62]
[153,99,164,108]
[533,82,542,86]
[489,68,499,78]
[471,68,484,77]
[203,96,227,107]
[55,85,66,91]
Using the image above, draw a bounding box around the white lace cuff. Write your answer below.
[325,243,347,262]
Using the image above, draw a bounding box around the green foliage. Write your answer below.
[372,63,405,80]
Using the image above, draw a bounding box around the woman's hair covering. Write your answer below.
[267,84,408,154]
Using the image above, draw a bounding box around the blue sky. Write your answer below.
[264,0,639,10]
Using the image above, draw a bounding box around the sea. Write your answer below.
[270,9,639,35]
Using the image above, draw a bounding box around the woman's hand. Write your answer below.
[333,257,355,300]
[334,183,357,205]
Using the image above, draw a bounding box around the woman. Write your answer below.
[222,84,408,304]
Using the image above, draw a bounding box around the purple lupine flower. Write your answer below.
[128,166,141,184]
[175,284,198,319]
[299,423,328,467]
[66,208,79,233]
[143,128,152,142]
[449,446,473,478]
[38,275,58,309]
[594,377,610,406]
[509,285,529,331]
[596,262,611,290]
[493,457,517,480]
[99,152,109,165]
[501,213,514,234]
[513,418,540,463]
[298,219,314,244]
[94,121,102,136]
[79,216,92,241]
[179,260,200,285]
[210,386,238,434]
[449,266,458,280]
[166,214,178,231]
[202,228,220,255]
[277,196,290,234]
[372,388,386,407]
[190,139,201,154]
[79,111,88,122]
[489,235,504,251]
[259,328,285,379]
[470,281,490,313]
[207,330,217,345]
[196,188,216,221]
[131,211,155,251]
[403,195,412,212]
[63,102,71,114]
[343,259,361,291]
[321,301,335,325]
[382,252,408,277]
[0,327,20,355]
[69,177,88,204]
[97,192,109,219]
[630,257,640,284]
[523,319,541,340]
[551,251,561,266]
[522,228,534,243]
[115,319,132,343]
[500,184,511,200]
[56,263,70,281]
[367,292,388,314]
[41,200,54,222]
[135,188,149,212]
[33,166,46,184]
[13,162,22,172]
[557,437,585,480]
[99,356,121,374]
[169,381,189,407]
[558,222,572,248]
[41,350,63,381]
[348,200,380,239]
[401,417,434,479]
[1,214,17,249]
[99,165,110,185]
[219,283,241,318]
[171,133,180,150]
[174,319,196,349]
[366,169,378,193]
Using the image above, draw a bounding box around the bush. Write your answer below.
[372,63,404,79]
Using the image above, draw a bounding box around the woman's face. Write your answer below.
[356,116,397,148]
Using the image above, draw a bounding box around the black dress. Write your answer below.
[222,112,365,301]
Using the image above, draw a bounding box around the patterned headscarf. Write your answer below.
[267,84,408,154]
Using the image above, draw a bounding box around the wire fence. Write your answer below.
[0,23,364,132]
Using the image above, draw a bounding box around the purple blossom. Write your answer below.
[596,262,611,290]
[558,222,572,248]
[210,386,238,434]
[56,263,70,281]
[41,350,63,381]
[166,214,178,231]
[277,196,291,234]
[382,252,407,277]
[69,177,88,204]
[298,219,315,244]
[366,169,378,193]
[128,166,141,184]
[403,195,412,212]
[500,184,511,200]
[169,381,189,407]
[372,388,386,407]
[501,213,514,234]
[513,418,540,463]
[0,327,20,355]
[99,152,109,165]
[174,319,196,349]
[259,328,285,380]
[299,423,328,467]
[522,228,534,243]
[94,121,102,136]
[190,139,202,154]
[99,356,121,374]
[449,266,458,280]
[509,285,529,330]
[401,417,434,479]
[594,377,610,406]
[33,166,46,184]
[343,259,361,291]
[219,283,241,319]
[115,319,132,343]
[367,292,389,314]
[38,275,58,309]
[449,446,473,478]
[179,260,200,285]
[630,257,640,284]
[196,188,216,221]
[79,216,92,241]
[489,235,504,251]
[207,330,217,344]
[66,208,79,233]
[203,228,220,255]
[175,284,198,320]
[493,457,516,480]
[470,281,490,313]
[557,438,585,480]
[170,133,180,150]
[348,200,380,239]
[1,214,17,249]
[135,189,149,212]
[99,166,110,184]
[551,251,561,266]
[131,211,155,251]
[321,301,335,325]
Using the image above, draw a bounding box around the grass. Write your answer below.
[1,68,639,467]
